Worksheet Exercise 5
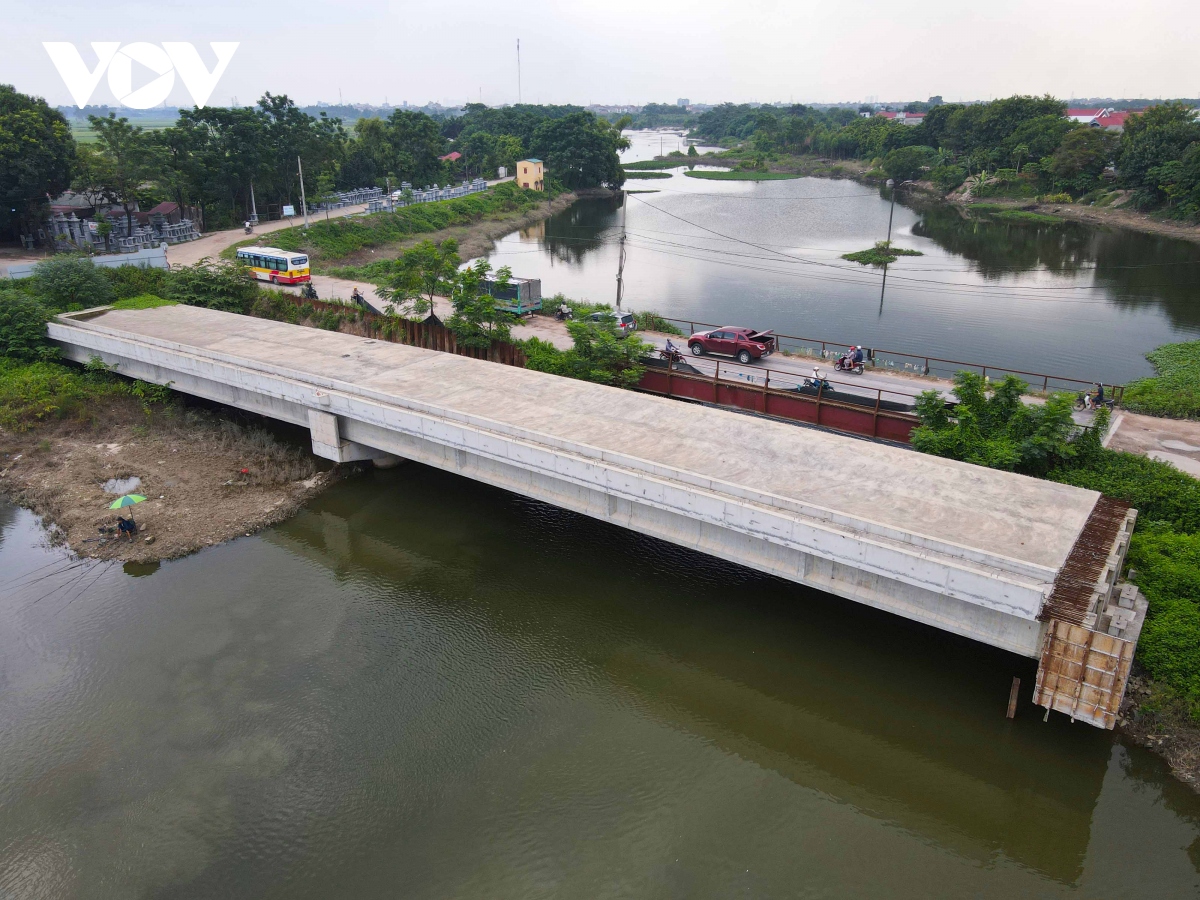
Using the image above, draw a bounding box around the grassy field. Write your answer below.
[622,158,693,170]
[623,171,673,180]
[67,118,178,144]
[684,170,803,181]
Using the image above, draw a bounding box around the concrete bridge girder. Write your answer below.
[52,318,1054,659]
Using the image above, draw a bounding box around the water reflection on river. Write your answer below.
[488,133,1200,385]
[2,468,1199,898]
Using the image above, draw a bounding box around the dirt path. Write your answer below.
[1107,411,1200,476]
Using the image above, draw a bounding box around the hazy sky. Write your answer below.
[5,0,1199,108]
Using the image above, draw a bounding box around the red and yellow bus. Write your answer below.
[235,246,311,285]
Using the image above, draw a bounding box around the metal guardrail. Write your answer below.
[662,317,1125,404]
[642,358,921,443]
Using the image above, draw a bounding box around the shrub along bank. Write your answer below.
[1122,340,1200,419]
[910,371,1200,727]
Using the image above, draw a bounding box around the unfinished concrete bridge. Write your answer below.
[50,305,1146,729]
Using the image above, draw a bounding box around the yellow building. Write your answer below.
[516,159,544,190]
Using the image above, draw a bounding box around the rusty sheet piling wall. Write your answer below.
[50,305,1144,728]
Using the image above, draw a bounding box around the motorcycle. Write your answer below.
[800,376,833,392]
[657,346,684,365]
[300,282,319,301]
[834,356,864,375]
[554,308,574,321]
[1074,391,1115,412]
[244,221,253,235]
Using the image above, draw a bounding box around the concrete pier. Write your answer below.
[49,305,1143,726]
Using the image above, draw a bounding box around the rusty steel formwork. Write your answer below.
[1033,498,1144,729]
[1039,497,1134,626]
[1033,620,1137,729]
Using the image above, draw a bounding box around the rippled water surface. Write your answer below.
[487,131,1200,385]
[3,467,1200,899]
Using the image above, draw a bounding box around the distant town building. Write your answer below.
[874,110,925,126]
[1067,107,1142,132]
[1067,108,1113,125]
[516,159,544,191]
[676,98,690,107]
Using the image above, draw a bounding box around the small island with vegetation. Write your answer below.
[841,241,925,266]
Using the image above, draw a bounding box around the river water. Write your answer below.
[3,466,1200,898]
[487,131,1200,385]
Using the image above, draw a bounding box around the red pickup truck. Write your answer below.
[687,327,776,364]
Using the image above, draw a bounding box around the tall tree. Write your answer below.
[0,84,75,241]
[385,110,446,185]
[529,112,627,189]
[89,113,161,234]
[1118,102,1200,198]
[380,239,460,318]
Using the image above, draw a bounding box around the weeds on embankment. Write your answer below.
[1122,341,1200,419]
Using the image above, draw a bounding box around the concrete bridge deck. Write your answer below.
[49,305,1144,727]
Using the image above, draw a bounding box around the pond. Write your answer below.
[489,135,1200,385]
[3,467,1199,898]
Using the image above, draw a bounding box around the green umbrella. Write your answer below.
[108,494,147,510]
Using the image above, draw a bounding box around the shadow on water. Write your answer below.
[540,192,624,266]
[912,204,1200,330]
[266,464,1145,885]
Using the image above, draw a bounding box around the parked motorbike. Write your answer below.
[1074,392,1115,412]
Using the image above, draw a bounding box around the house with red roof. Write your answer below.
[874,110,926,126]
[1094,110,1138,132]
[1067,108,1113,125]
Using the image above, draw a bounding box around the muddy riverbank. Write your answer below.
[0,395,336,563]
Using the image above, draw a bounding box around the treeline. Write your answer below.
[691,97,1200,218]
[1,86,629,240]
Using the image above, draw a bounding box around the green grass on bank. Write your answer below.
[622,158,699,170]
[684,170,802,181]
[623,171,673,180]
[0,357,129,432]
[1122,341,1200,419]
[968,203,1062,225]
[221,181,556,266]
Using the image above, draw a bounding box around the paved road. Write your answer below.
[151,206,1101,426]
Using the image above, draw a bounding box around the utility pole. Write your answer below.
[297,157,309,229]
[249,181,258,224]
[885,178,897,246]
[615,191,628,311]
[880,178,912,316]
[517,39,522,104]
